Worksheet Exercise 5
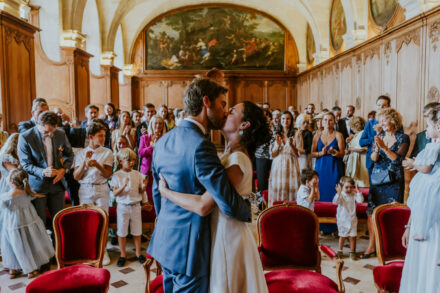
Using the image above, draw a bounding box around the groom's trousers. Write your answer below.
[162,267,209,293]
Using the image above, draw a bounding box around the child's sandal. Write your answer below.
[9,269,20,279]
[28,271,39,279]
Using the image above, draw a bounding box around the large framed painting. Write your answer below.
[370,0,398,27]
[306,23,316,65]
[330,0,347,52]
[145,7,285,70]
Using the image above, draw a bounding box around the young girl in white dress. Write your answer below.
[158,101,270,293]
[0,169,54,279]
[400,105,440,293]
[333,176,363,260]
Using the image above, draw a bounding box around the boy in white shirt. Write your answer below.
[333,176,364,260]
[111,148,152,267]
[73,121,113,212]
[296,168,320,211]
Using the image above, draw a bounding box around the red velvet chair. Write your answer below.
[27,205,111,293]
[144,253,163,293]
[372,203,410,293]
[257,203,345,293]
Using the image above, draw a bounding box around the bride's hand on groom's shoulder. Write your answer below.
[158,173,169,192]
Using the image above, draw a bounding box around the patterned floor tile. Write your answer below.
[111,280,128,288]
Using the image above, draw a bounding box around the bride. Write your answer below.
[158,101,270,293]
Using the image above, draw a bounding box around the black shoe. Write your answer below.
[137,255,146,264]
[141,235,148,242]
[111,237,118,245]
[117,257,126,267]
[359,251,376,259]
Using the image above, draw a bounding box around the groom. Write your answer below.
[148,78,251,292]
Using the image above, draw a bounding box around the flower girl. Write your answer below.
[0,169,54,278]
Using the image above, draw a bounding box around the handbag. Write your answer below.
[371,167,395,186]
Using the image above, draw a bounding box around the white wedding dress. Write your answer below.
[209,151,268,293]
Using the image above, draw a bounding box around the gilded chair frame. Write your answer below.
[257,203,345,293]
[53,204,109,269]
[372,202,409,265]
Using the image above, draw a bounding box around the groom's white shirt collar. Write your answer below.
[184,118,206,135]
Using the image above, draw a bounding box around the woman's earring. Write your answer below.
[239,130,244,135]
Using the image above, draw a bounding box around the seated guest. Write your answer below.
[345,116,369,187]
[18,98,49,133]
[18,111,74,225]
[410,102,440,158]
[136,103,155,147]
[296,168,319,211]
[112,111,136,150]
[138,115,166,199]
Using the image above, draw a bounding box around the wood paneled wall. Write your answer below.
[0,10,38,132]
[131,71,296,111]
[297,6,440,138]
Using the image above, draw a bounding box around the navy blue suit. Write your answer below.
[18,127,74,224]
[18,119,36,133]
[359,118,377,172]
[147,120,251,292]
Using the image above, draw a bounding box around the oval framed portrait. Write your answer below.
[330,0,347,52]
[370,0,398,28]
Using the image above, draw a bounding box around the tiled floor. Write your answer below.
[0,224,380,292]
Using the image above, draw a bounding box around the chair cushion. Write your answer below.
[150,275,164,293]
[58,210,103,261]
[109,206,156,224]
[356,203,368,219]
[314,202,337,218]
[259,206,319,268]
[373,261,404,293]
[377,208,410,258]
[26,264,110,293]
[265,269,339,293]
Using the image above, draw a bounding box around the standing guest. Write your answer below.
[0,169,54,279]
[174,108,185,126]
[342,105,355,137]
[112,111,136,150]
[255,137,272,192]
[271,110,281,131]
[311,112,345,232]
[296,117,313,170]
[361,108,409,259]
[296,168,319,211]
[288,105,295,115]
[367,111,376,120]
[113,136,129,172]
[18,111,74,224]
[73,105,111,149]
[18,99,49,133]
[0,114,9,148]
[104,103,118,131]
[410,102,440,158]
[291,110,299,130]
[111,148,152,267]
[359,95,392,181]
[332,106,349,141]
[268,111,301,206]
[0,134,20,194]
[333,176,364,260]
[345,116,369,187]
[400,104,440,292]
[262,102,270,112]
[131,110,142,129]
[138,115,166,199]
[158,104,175,131]
[136,103,155,146]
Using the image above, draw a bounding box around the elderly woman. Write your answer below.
[344,116,369,187]
[138,115,167,198]
[361,108,410,259]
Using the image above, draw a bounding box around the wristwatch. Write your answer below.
[404,225,411,229]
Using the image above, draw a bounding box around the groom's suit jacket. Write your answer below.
[18,126,74,193]
[147,120,251,277]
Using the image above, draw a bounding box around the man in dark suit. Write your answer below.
[135,103,156,146]
[332,106,349,140]
[359,95,392,180]
[148,78,251,292]
[18,98,49,133]
[342,105,355,135]
[18,111,74,224]
[410,102,440,158]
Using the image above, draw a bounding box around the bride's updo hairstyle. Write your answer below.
[241,101,271,158]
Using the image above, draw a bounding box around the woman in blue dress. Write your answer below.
[361,108,409,258]
[312,112,345,232]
